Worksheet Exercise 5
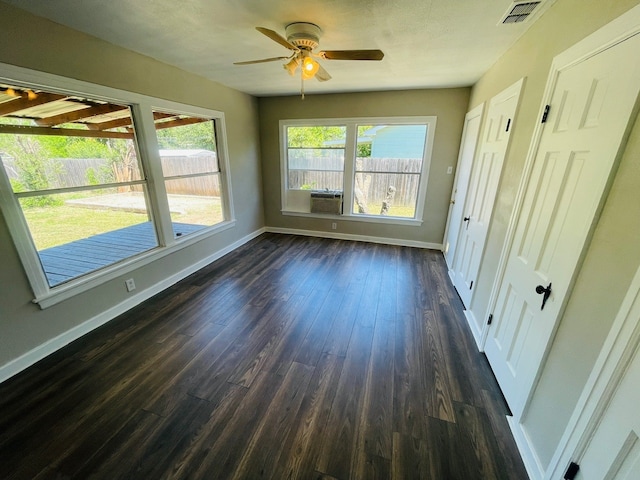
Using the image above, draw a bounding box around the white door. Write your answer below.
[444,103,484,270]
[576,345,640,480]
[451,79,523,308]
[484,33,640,418]
[546,264,640,480]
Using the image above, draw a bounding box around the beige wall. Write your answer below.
[258,88,470,245]
[0,3,263,369]
[467,0,640,470]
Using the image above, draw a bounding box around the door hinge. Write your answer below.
[541,104,551,123]
[564,462,579,480]
[487,314,493,325]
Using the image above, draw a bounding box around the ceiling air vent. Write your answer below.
[500,1,542,24]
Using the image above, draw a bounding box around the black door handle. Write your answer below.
[463,216,470,222]
[535,283,552,311]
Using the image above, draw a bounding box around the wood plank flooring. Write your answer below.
[0,233,529,479]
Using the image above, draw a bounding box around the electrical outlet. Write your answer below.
[331,222,337,230]
[447,166,453,174]
[125,278,136,292]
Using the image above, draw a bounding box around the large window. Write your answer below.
[153,111,225,237]
[0,71,233,307]
[281,117,436,223]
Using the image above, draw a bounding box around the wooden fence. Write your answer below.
[288,149,422,206]
[4,154,220,196]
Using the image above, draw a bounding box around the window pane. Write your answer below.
[357,124,426,165]
[353,172,420,218]
[153,112,224,238]
[0,96,141,191]
[165,175,223,237]
[286,126,345,192]
[154,115,230,238]
[353,124,427,218]
[20,187,157,287]
[154,114,218,177]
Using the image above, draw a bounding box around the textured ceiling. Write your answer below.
[2,0,552,96]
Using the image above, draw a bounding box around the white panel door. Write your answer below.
[576,346,640,480]
[451,80,522,308]
[444,103,483,271]
[548,264,640,480]
[485,33,640,417]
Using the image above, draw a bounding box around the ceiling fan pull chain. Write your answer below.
[301,71,305,100]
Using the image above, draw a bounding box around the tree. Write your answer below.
[287,126,345,148]
[155,121,216,151]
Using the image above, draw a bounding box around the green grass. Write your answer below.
[353,203,416,218]
[23,205,150,250]
[23,202,225,251]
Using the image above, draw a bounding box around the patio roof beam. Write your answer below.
[0,92,67,116]
[87,112,177,131]
[0,124,133,139]
[35,103,129,127]
[154,117,209,130]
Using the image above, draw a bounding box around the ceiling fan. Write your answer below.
[234,22,384,97]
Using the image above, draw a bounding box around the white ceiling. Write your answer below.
[3,0,551,97]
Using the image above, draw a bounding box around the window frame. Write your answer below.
[0,63,235,308]
[280,116,436,226]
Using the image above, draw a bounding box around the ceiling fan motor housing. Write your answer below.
[285,22,321,50]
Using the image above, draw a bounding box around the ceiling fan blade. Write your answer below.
[256,27,299,51]
[234,56,289,65]
[319,49,384,61]
[315,63,332,82]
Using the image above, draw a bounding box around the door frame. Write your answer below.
[442,102,485,268]
[479,5,640,478]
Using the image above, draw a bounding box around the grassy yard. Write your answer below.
[353,203,416,218]
[23,205,150,250]
[23,201,224,251]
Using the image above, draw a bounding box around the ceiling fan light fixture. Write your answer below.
[284,57,299,76]
[302,56,319,79]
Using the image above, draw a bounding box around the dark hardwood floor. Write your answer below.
[0,233,529,479]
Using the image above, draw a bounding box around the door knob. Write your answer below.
[535,283,552,311]
[463,216,470,222]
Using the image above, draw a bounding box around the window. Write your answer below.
[0,67,234,307]
[153,111,226,237]
[286,125,346,191]
[280,117,436,224]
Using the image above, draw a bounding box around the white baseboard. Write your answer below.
[463,309,485,350]
[507,416,545,480]
[265,226,442,250]
[0,227,266,384]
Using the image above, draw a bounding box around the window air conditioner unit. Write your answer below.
[310,190,343,215]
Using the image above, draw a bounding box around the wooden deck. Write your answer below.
[39,222,204,286]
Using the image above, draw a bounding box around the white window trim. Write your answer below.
[279,116,436,226]
[0,63,236,308]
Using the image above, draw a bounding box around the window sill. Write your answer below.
[281,210,423,226]
[34,219,236,309]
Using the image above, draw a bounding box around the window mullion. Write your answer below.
[132,103,174,248]
[343,122,357,217]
